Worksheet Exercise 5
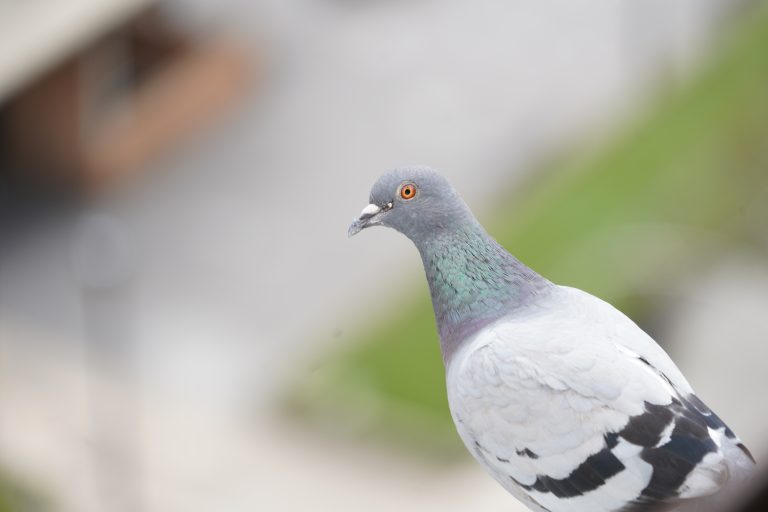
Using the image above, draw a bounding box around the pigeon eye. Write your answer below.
[400,183,417,200]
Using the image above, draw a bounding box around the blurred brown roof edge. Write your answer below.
[0,0,156,104]
[0,4,255,196]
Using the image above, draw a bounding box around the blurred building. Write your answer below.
[0,1,248,193]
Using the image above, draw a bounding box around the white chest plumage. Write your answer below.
[445,286,753,512]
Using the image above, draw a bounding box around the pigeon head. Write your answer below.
[349,166,549,362]
[348,167,473,241]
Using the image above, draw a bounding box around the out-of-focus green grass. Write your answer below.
[286,5,768,459]
[0,469,48,512]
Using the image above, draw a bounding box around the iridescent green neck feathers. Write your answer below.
[415,222,549,363]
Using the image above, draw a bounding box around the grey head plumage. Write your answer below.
[349,167,551,363]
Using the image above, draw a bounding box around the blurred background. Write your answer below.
[1,0,768,511]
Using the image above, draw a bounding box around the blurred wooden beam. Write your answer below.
[0,8,252,194]
[83,38,251,191]
[0,0,155,103]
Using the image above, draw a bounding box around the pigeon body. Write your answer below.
[349,167,754,512]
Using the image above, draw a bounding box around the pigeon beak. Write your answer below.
[348,203,383,237]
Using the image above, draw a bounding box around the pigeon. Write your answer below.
[348,167,755,512]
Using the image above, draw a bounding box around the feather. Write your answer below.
[447,286,753,512]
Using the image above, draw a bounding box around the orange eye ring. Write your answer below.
[400,183,417,200]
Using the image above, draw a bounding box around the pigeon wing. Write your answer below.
[447,286,748,512]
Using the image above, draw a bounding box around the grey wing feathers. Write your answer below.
[617,395,753,510]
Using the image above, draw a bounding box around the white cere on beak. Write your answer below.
[359,204,381,217]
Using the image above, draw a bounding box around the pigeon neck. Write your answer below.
[415,223,548,365]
